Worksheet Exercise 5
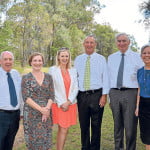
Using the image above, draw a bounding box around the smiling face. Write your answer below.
[141,46,150,66]
[116,35,130,53]
[30,55,43,71]
[58,50,70,67]
[0,52,14,72]
[83,36,97,55]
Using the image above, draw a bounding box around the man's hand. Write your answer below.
[99,95,107,108]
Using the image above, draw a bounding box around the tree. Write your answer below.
[0,0,109,66]
[93,23,118,58]
[6,0,53,66]
[139,0,150,43]
[128,35,139,52]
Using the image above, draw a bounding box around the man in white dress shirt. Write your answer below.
[108,33,143,150]
[0,51,21,150]
[74,35,109,150]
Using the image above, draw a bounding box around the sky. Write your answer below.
[94,0,150,48]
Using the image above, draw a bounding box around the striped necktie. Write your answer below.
[84,56,90,90]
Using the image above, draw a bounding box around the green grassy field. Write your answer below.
[13,67,145,150]
[13,104,145,150]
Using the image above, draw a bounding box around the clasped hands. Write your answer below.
[60,101,71,112]
[41,107,50,122]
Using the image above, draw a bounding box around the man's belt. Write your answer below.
[112,88,137,91]
[79,88,102,94]
[0,109,19,113]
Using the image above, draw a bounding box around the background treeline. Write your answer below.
[0,0,138,67]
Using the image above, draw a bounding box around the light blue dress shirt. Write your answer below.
[108,49,144,89]
[74,52,109,94]
[0,67,21,110]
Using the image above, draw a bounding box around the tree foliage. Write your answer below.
[0,0,138,66]
[139,0,150,29]
[93,23,118,58]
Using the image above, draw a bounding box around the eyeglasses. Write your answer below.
[59,47,69,51]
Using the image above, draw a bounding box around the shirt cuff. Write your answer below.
[102,88,109,95]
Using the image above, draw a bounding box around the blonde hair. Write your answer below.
[56,47,71,69]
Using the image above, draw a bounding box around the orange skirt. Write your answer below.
[52,103,77,128]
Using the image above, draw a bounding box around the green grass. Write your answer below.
[13,66,49,74]
[13,104,145,150]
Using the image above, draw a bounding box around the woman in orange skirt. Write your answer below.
[49,47,78,150]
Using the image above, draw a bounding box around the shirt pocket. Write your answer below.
[125,64,138,81]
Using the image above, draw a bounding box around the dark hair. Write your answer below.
[28,52,44,66]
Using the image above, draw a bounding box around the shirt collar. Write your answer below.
[0,67,12,75]
[84,52,96,58]
[117,49,131,56]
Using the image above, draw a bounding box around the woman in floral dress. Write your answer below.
[21,52,54,150]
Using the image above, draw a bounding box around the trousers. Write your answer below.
[77,89,104,150]
[0,110,20,150]
[109,88,138,150]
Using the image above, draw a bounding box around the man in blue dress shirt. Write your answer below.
[108,33,144,150]
[0,51,21,150]
[74,35,109,150]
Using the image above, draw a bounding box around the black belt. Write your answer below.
[79,88,102,94]
[112,88,137,91]
[0,109,19,113]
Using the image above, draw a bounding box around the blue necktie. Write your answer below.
[117,53,125,88]
[7,72,18,107]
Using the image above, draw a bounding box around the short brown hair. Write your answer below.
[28,52,44,66]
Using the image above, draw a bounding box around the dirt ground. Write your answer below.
[13,122,25,148]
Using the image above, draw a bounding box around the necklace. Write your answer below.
[143,67,150,95]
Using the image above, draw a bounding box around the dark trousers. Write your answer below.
[77,89,104,150]
[0,110,20,150]
[109,89,138,150]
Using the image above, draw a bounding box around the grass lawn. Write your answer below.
[13,67,145,150]
[13,104,145,150]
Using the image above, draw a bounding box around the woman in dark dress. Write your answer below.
[135,44,150,150]
[21,52,54,150]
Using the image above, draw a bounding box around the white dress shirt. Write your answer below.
[74,52,109,94]
[49,66,78,107]
[108,49,144,89]
[0,67,21,110]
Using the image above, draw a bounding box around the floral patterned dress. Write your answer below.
[21,72,54,150]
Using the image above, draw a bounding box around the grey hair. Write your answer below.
[84,35,97,43]
[141,44,150,54]
[115,32,130,42]
[0,51,14,60]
